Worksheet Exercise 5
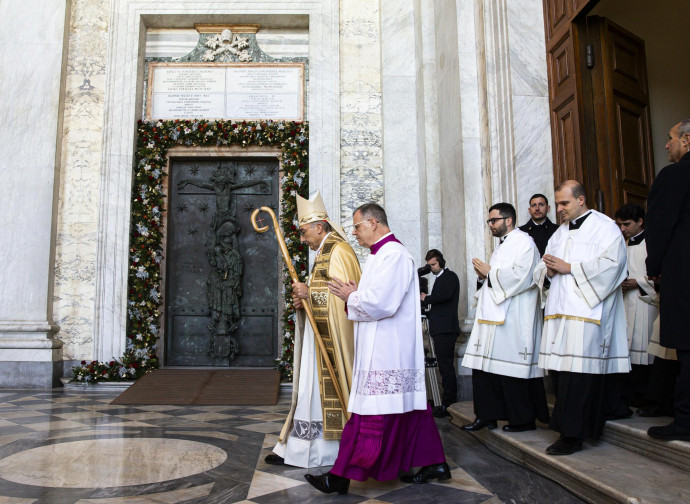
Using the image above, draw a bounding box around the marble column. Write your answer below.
[380,0,429,262]
[0,0,69,386]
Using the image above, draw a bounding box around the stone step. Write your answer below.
[600,412,690,473]
[448,401,690,504]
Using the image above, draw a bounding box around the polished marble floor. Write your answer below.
[0,388,583,504]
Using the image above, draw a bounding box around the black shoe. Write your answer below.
[461,418,497,431]
[433,406,450,418]
[304,472,350,494]
[502,422,536,432]
[637,406,674,418]
[264,453,284,465]
[400,462,451,484]
[647,422,690,441]
[546,436,583,455]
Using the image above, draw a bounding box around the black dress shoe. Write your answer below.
[502,422,536,432]
[647,422,690,441]
[461,418,497,431]
[546,436,583,455]
[304,472,350,494]
[637,406,674,418]
[400,462,451,484]
[264,453,284,465]
[433,406,451,418]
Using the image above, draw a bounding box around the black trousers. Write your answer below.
[549,372,631,440]
[472,369,550,425]
[643,356,680,415]
[432,332,458,407]
[675,350,690,428]
[621,363,652,407]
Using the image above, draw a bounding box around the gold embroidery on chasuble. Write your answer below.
[309,234,347,440]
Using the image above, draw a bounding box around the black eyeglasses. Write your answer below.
[486,217,507,225]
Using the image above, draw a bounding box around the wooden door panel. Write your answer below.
[608,25,647,101]
[615,97,651,188]
[543,0,598,189]
[597,17,655,211]
[553,99,583,183]
[548,32,577,103]
[544,0,572,42]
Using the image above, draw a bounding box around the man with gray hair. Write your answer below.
[645,119,690,441]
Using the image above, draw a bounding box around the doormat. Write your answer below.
[110,369,281,405]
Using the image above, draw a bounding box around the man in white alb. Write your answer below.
[614,203,658,407]
[462,203,549,432]
[536,180,631,455]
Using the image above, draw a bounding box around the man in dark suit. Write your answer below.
[421,249,460,417]
[519,193,559,256]
[645,119,690,441]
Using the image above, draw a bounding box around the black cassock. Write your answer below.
[518,217,559,257]
[645,150,690,429]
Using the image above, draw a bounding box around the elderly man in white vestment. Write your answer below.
[614,203,658,407]
[266,192,361,468]
[536,180,631,455]
[304,203,448,495]
[462,203,549,433]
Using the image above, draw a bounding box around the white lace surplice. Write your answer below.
[346,239,427,416]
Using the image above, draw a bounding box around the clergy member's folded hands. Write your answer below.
[542,254,571,277]
[327,277,358,302]
[472,258,491,279]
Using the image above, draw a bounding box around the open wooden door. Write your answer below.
[543,0,599,192]
[586,16,655,213]
[543,1,655,215]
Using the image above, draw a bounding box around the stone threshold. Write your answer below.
[61,378,134,392]
[448,401,690,504]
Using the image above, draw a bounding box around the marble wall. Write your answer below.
[0,0,555,384]
[338,0,384,238]
[0,0,69,386]
[94,0,341,363]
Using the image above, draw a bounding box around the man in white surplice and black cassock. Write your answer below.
[461,203,549,433]
[304,203,448,495]
[536,180,631,456]
[614,203,658,407]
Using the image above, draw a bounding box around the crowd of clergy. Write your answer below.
[461,119,690,456]
[264,120,690,497]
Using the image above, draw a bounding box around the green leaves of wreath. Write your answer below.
[71,119,308,383]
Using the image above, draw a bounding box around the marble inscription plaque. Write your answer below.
[147,63,304,121]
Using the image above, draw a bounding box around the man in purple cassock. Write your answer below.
[304,202,450,494]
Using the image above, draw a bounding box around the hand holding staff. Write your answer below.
[250,206,350,420]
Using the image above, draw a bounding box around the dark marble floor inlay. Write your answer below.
[0,388,584,503]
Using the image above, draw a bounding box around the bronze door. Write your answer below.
[165,158,279,366]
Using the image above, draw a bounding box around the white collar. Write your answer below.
[372,231,393,246]
[316,232,331,255]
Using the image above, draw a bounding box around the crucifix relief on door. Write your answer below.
[165,158,279,367]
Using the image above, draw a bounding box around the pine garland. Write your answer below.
[71,119,308,383]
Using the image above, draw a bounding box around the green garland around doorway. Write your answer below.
[71,119,308,383]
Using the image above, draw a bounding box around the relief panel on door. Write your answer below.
[165,158,279,367]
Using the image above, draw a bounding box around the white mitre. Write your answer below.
[296,191,347,240]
